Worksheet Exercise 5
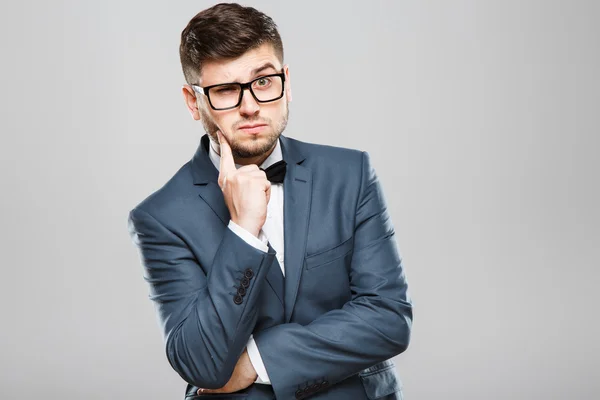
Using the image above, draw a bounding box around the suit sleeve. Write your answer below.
[253,151,413,399]
[228,220,269,252]
[127,208,277,389]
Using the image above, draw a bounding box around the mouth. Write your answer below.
[238,123,268,135]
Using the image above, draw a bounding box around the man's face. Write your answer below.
[184,43,292,160]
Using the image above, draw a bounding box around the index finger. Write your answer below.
[218,131,236,176]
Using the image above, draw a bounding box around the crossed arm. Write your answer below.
[127,151,412,397]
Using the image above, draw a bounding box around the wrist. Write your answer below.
[232,218,261,238]
[243,348,258,382]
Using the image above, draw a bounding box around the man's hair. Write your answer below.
[179,3,284,85]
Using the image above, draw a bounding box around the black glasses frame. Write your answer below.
[192,72,286,111]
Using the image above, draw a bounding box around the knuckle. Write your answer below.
[236,173,246,182]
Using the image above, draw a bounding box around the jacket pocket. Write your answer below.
[305,236,353,270]
[359,360,403,400]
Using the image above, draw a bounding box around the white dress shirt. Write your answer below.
[208,137,285,385]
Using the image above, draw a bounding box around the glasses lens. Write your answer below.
[207,84,242,109]
[251,75,283,102]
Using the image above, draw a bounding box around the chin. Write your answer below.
[237,130,275,143]
[233,133,278,158]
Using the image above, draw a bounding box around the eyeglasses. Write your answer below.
[192,72,286,111]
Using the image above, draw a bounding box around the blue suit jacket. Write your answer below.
[127,134,412,400]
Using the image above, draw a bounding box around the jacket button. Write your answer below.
[241,277,250,288]
[244,268,254,279]
[233,295,243,305]
[310,383,320,392]
[322,380,329,386]
[237,286,246,296]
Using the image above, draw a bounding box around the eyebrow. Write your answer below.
[250,62,278,77]
[204,63,280,87]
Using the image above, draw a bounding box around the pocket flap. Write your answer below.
[305,236,353,269]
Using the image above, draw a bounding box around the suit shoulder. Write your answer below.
[288,136,364,167]
[128,161,194,220]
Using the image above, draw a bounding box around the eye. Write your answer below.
[213,85,237,94]
[254,77,272,88]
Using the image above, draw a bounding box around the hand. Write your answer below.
[197,348,258,395]
[217,131,270,238]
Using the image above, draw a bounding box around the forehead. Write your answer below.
[199,43,282,86]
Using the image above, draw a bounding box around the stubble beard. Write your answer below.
[200,104,289,159]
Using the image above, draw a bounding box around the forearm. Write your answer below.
[255,304,410,390]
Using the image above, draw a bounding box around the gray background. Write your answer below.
[1,0,598,399]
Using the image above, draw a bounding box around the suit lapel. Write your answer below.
[192,135,231,225]
[197,183,230,225]
[280,136,312,322]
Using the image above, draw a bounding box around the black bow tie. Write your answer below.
[261,160,287,183]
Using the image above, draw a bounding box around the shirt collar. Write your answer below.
[208,136,283,172]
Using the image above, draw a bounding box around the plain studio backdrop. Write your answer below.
[0,1,598,399]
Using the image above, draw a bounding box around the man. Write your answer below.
[127,3,412,399]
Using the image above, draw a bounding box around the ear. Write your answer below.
[283,65,292,102]
[182,85,201,120]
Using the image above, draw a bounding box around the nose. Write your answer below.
[238,87,260,117]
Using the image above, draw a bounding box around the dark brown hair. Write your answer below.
[179,3,284,85]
